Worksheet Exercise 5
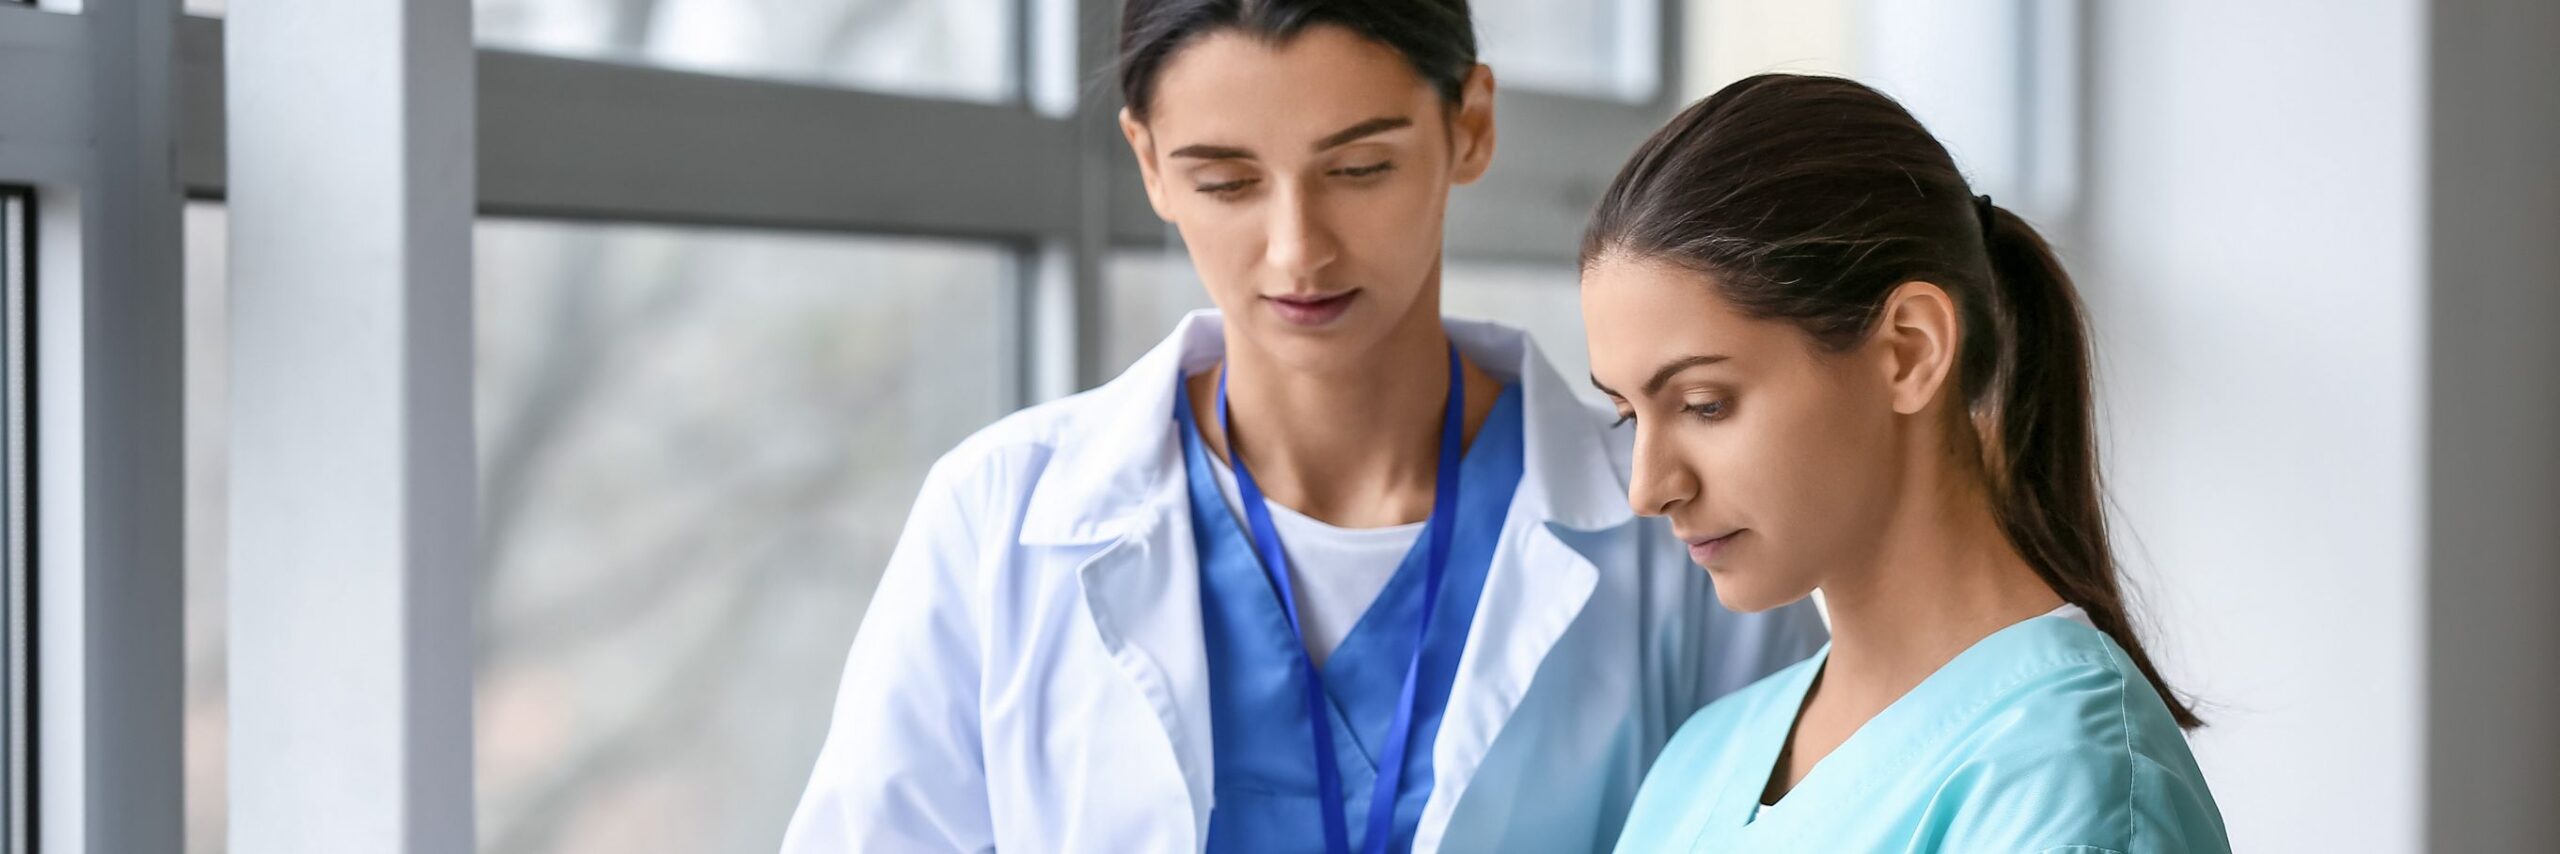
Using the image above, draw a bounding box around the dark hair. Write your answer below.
[1117,0,1477,122]
[1583,73,2201,729]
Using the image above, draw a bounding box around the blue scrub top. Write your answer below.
[1177,381,1524,854]
[1614,615,2231,853]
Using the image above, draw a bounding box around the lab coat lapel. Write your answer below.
[1076,502,1218,848]
[1413,321,1630,850]
[1034,315,1229,847]
[1412,518,1601,849]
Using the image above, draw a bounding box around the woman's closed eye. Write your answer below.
[1612,398,1731,429]
[1194,177,1257,196]
[1683,399,1730,421]
[1194,160,1393,198]
[1331,161,1395,179]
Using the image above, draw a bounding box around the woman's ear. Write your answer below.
[1119,107,1174,220]
[1875,281,1962,416]
[1449,64,1498,185]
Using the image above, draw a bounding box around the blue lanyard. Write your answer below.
[1215,343,1464,854]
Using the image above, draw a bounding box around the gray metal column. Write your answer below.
[225,0,477,850]
[2424,0,2560,847]
[72,1,187,852]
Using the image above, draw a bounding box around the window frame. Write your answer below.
[1,183,35,854]
[0,3,191,853]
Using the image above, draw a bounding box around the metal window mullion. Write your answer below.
[172,18,1085,243]
[0,6,94,188]
[1651,0,1684,114]
[53,3,190,854]
[174,14,223,200]
[225,0,476,851]
[1010,0,1120,400]
[1009,0,1070,406]
[1061,0,1122,393]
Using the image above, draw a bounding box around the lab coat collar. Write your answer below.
[1018,310,1633,546]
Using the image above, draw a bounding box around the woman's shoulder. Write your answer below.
[1927,619,2230,853]
[1953,618,2197,761]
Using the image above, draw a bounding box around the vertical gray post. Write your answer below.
[226,0,477,851]
[2424,0,2560,847]
[71,1,187,852]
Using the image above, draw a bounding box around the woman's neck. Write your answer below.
[1186,304,1499,529]
[1764,463,2061,802]
[1816,473,2063,712]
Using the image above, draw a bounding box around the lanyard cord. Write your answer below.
[1215,343,1465,854]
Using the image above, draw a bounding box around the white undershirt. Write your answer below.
[2043,601,2096,629]
[1205,453,1423,667]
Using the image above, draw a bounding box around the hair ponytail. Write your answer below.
[1584,73,2201,729]
[1974,202,2202,729]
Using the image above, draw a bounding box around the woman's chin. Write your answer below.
[1706,568,1810,614]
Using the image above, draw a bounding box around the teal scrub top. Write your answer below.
[1615,615,2230,853]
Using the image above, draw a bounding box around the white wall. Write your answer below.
[2078,2,2430,851]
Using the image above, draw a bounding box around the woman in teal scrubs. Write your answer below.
[1578,74,2231,852]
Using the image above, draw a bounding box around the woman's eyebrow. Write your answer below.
[1167,115,1413,161]
[1312,116,1411,151]
[1591,354,1732,400]
[1641,354,1731,395]
[1169,143,1253,160]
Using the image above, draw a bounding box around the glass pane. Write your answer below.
[181,210,1017,854]
[473,220,1014,854]
[1475,0,1659,101]
[1102,248,1598,405]
[1,188,28,854]
[181,202,229,854]
[476,0,1017,103]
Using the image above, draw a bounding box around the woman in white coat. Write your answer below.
[781,2,1825,851]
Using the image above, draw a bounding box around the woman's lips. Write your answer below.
[1686,529,1744,565]
[1264,289,1359,327]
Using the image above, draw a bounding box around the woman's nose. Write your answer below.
[1625,428,1699,518]
[1263,185,1340,279]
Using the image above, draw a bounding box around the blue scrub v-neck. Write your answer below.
[1177,380,1524,854]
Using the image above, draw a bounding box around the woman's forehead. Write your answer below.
[1144,26,1439,147]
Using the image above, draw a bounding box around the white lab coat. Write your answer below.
[782,312,1826,853]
